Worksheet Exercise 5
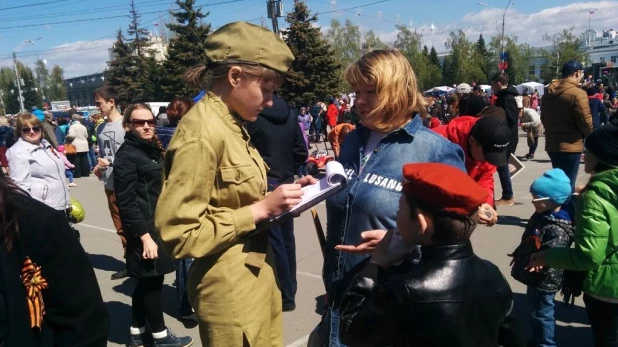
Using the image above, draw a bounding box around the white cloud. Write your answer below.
[373,1,618,53]
[0,39,114,78]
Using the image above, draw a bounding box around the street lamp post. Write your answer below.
[478,1,515,72]
[12,37,42,113]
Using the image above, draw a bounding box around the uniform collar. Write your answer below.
[206,91,245,134]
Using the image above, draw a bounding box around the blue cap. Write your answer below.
[530,169,572,205]
[561,61,583,78]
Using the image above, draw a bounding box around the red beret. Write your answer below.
[402,163,488,215]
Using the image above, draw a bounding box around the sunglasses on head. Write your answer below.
[22,126,41,134]
[131,119,155,127]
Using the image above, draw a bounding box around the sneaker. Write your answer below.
[495,198,515,206]
[153,328,193,347]
[68,183,77,187]
[127,333,154,347]
[111,269,128,280]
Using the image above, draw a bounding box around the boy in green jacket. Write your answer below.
[528,118,618,347]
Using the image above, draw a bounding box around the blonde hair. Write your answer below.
[183,63,283,91]
[0,116,7,126]
[14,113,41,137]
[344,50,428,132]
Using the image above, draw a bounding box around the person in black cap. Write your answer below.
[540,60,592,190]
[433,115,511,225]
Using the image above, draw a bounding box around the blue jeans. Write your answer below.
[497,163,514,199]
[547,152,581,190]
[175,258,193,313]
[268,217,297,308]
[65,169,74,183]
[527,286,557,347]
[88,145,96,171]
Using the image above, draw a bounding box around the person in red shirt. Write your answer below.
[326,99,339,131]
[433,115,511,225]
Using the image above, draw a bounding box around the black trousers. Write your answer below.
[268,217,297,308]
[67,152,90,178]
[584,294,618,347]
[132,275,166,333]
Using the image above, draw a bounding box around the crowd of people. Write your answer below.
[0,20,617,347]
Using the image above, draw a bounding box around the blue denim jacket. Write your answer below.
[324,115,466,290]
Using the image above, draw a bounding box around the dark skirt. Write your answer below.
[67,152,90,178]
[126,228,174,279]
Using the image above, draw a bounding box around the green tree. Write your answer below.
[429,46,441,67]
[48,65,68,101]
[475,34,491,83]
[34,60,50,104]
[326,18,361,91]
[125,0,157,102]
[16,62,43,110]
[363,29,389,52]
[422,45,429,58]
[445,30,485,85]
[162,0,211,99]
[280,0,341,106]
[394,25,441,90]
[0,67,19,114]
[105,29,133,103]
[540,28,587,83]
[489,35,534,84]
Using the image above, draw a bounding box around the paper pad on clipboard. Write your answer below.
[270,161,347,222]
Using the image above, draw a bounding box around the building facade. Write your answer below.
[64,72,105,107]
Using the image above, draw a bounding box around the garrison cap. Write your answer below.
[204,21,295,74]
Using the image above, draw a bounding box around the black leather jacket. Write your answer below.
[336,241,525,347]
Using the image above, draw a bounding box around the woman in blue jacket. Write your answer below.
[320,49,466,346]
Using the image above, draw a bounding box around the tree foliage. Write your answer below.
[363,30,389,52]
[48,65,68,101]
[105,29,133,103]
[162,0,211,99]
[327,18,362,70]
[540,28,587,83]
[488,35,534,84]
[444,30,485,85]
[34,60,50,103]
[279,0,341,106]
[394,25,441,90]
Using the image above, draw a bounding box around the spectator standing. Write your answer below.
[246,94,308,312]
[528,119,618,347]
[40,111,58,148]
[540,61,593,189]
[6,114,70,211]
[155,106,169,127]
[65,112,90,178]
[588,87,606,130]
[517,96,544,160]
[56,145,77,187]
[157,97,193,150]
[0,171,109,346]
[491,72,519,206]
[93,86,128,280]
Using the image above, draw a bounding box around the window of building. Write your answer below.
[612,56,617,63]
[600,57,606,63]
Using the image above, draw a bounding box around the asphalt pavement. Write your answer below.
[70,135,592,346]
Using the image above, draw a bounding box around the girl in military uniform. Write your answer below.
[155,22,315,347]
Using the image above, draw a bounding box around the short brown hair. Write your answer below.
[14,113,41,138]
[93,85,119,104]
[405,195,479,244]
[490,72,509,85]
[166,97,194,124]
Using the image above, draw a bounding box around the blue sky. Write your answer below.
[0,0,614,77]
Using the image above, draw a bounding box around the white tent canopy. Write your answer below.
[424,86,455,94]
[478,84,492,92]
[516,82,545,97]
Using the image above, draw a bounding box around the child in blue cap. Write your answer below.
[509,168,575,347]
